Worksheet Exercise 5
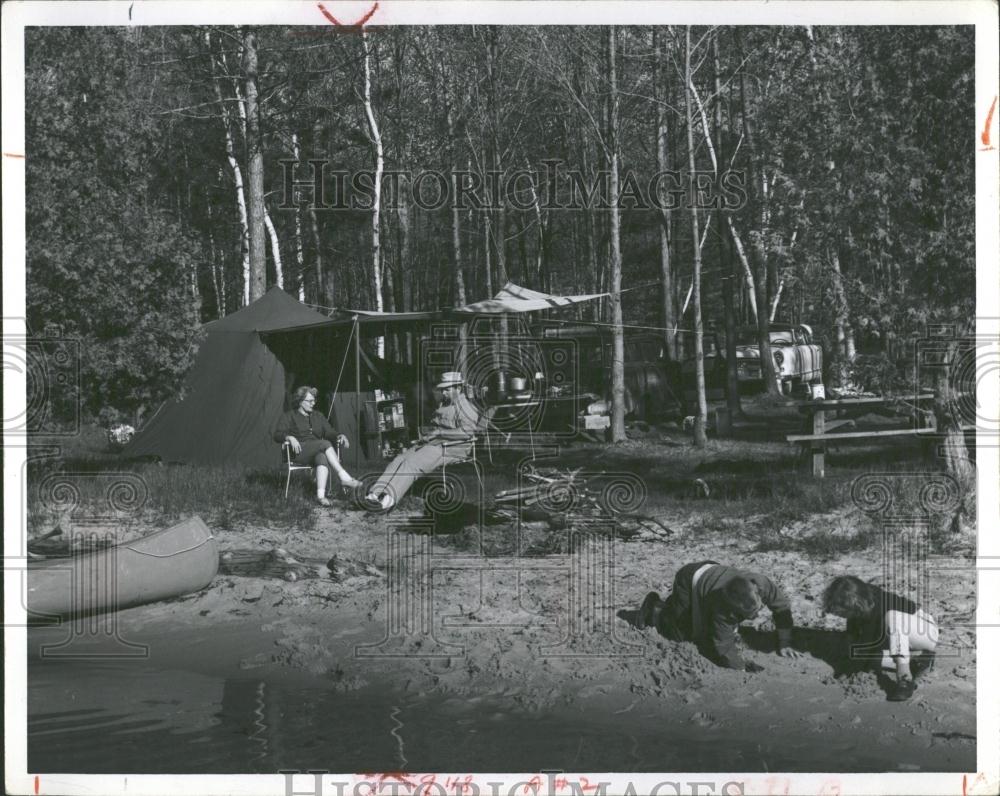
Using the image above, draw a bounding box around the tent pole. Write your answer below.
[354,315,362,470]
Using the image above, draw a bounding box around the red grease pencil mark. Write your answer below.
[317,2,379,27]
[35,775,39,794]
[982,96,997,150]
[4,152,25,159]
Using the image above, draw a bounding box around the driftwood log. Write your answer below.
[219,548,384,582]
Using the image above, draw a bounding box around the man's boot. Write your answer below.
[637,591,665,631]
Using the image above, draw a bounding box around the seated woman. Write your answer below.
[364,372,480,511]
[822,575,938,701]
[273,386,362,506]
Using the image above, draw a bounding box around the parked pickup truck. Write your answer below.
[682,323,824,398]
[534,325,684,422]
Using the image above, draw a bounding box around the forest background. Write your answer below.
[24,25,975,441]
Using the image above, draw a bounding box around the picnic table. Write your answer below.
[787,393,937,478]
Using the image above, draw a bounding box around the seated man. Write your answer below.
[365,372,480,511]
[637,560,803,671]
[273,386,362,506]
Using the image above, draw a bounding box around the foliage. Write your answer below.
[845,353,910,396]
[26,28,202,420]
[24,25,975,417]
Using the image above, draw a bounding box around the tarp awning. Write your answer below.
[263,307,439,333]
[454,282,608,315]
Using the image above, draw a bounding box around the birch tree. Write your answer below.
[241,28,267,301]
[652,29,678,360]
[207,32,250,306]
[606,27,627,442]
[361,30,386,357]
[684,27,709,447]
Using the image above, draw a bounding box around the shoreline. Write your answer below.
[26,497,978,774]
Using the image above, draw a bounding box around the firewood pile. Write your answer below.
[488,465,673,542]
[219,548,384,582]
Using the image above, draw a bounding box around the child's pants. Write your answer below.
[880,608,939,670]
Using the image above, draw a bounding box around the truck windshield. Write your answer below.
[735,328,794,346]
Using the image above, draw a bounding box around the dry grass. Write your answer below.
[25,419,973,558]
[26,426,317,537]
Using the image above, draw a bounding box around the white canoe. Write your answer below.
[27,516,219,620]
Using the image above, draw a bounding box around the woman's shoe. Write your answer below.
[887,678,916,702]
[339,476,363,489]
[316,496,333,507]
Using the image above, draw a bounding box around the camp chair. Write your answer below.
[439,406,502,490]
[282,440,340,500]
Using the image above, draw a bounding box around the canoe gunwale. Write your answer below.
[124,534,216,558]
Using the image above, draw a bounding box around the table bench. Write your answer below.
[788,393,937,478]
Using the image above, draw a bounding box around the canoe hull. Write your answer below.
[27,516,219,620]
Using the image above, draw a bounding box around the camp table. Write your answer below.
[491,399,543,459]
[787,393,937,478]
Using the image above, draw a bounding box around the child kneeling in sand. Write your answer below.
[823,575,938,702]
[637,560,802,671]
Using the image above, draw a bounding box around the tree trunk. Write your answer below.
[362,31,386,358]
[653,29,678,361]
[397,193,413,364]
[308,207,326,305]
[485,29,507,290]
[242,29,267,302]
[607,27,627,443]
[769,275,784,322]
[580,140,601,322]
[726,216,759,322]
[483,210,494,298]
[382,212,397,362]
[686,58,758,326]
[734,33,780,396]
[685,27,708,447]
[235,74,284,294]
[263,210,283,290]
[207,203,224,319]
[830,249,855,387]
[207,35,250,308]
[934,340,974,488]
[446,102,468,372]
[523,160,547,289]
[713,33,742,420]
[291,133,306,301]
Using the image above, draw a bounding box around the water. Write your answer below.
[26,632,974,773]
[28,659,644,773]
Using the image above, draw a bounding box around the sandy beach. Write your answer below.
[27,446,978,773]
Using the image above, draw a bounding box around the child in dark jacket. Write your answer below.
[822,575,938,701]
[637,560,802,671]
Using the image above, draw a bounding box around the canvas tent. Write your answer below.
[123,287,417,471]
[125,283,608,471]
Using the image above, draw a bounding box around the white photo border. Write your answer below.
[4,2,998,795]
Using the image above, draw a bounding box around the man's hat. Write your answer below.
[436,371,464,389]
